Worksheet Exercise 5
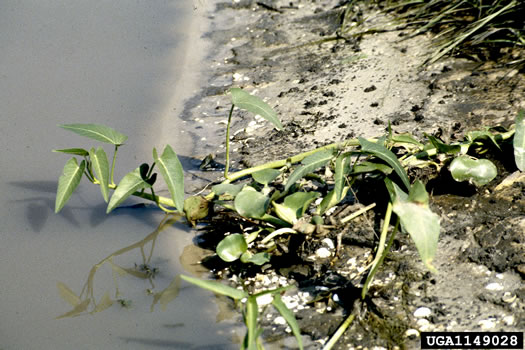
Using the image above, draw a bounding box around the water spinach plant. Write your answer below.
[53,88,524,349]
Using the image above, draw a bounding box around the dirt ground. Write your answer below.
[182,1,525,348]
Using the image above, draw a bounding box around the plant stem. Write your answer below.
[224,104,235,179]
[322,313,356,350]
[110,145,119,186]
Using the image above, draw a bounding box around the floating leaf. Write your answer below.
[234,188,269,219]
[106,167,151,213]
[151,276,181,312]
[55,158,86,213]
[59,123,128,145]
[514,110,525,171]
[449,156,497,186]
[184,196,209,225]
[216,234,248,262]
[252,168,281,186]
[272,294,304,350]
[93,292,114,313]
[57,282,81,307]
[53,148,89,156]
[230,88,282,130]
[359,138,410,190]
[89,147,110,202]
[285,150,333,191]
[153,145,185,213]
[56,299,91,319]
[180,274,247,300]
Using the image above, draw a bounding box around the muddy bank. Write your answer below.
[185,1,525,348]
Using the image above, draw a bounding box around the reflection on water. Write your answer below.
[0,1,237,349]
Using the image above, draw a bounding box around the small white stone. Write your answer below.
[315,247,331,258]
[321,238,335,250]
[413,307,431,318]
[233,72,243,81]
[274,316,286,325]
[478,318,496,330]
[485,282,504,291]
[503,315,515,326]
[256,293,273,306]
[405,329,419,339]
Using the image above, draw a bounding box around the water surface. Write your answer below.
[0,1,235,349]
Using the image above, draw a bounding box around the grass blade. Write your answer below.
[55,158,85,213]
[89,147,110,202]
[153,145,185,213]
[230,88,283,130]
[59,123,128,145]
[514,110,525,171]
[180,274,247,300]
[106,167,151,213]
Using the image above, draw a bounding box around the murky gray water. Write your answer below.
[0,1,236,349]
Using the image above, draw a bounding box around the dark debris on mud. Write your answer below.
[184,1,525,348]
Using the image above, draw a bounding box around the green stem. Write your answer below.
[110,145,119,186]
[322,313,356,350]
[224,104,235,179]
[361,202,399,299]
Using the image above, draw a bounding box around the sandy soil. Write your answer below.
[183,1,525,348]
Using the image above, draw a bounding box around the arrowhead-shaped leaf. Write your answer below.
[180,274,247,300]
[230,88,283,130]
[514,110,525,171]
[106,167,151,213]
[55,158,85,213]
[449,156,497,186]
[59,123,128,145]
[153,146,185,213]
[359,137,410,190]
[89,147,110,202]
[285,150,333,191]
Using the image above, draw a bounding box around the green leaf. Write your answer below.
[180,274,247,300]
[53,148,90,156]
[230,88,282,130]
[59,123,128,145]
[153,146,185,213]
[285,150,333,191]
[283,191,319,218]
[234,188,269,219]
[106,167,151,213]
[351,161,393,175]
[252,168,281,186]
[466,130,500,150]
[334,153,351,202]
[392,181,440,273]
[272,294,304,350]
[425,134,461,154]
[184,196,210,225]
[212,183,244,197]
[89,147,110,202]
[317,186,350,215]
[392,134,424,148]
[217,234,248,262]
[151,276,181,312]
[514,110,525,171]
[55,158,86,213]
[449,156,497,186]
[245,296,259,350]
[272,202,298,225]
[359,138,410,190]
[240,251,271,265]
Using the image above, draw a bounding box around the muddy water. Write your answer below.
[0,1,236,349]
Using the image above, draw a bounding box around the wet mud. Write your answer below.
[186,1,525,348]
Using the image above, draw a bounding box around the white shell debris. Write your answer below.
[321,238,335,250]
[274,316,286,325]
[413,307,431,318]
[485,282,504,291]
[478,318,496,330]
[315,247,331,259]
[255,293,273,306]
